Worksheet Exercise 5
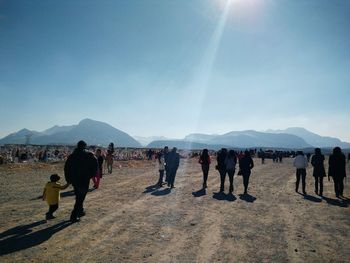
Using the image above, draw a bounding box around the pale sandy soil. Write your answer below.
[0,158,349,263]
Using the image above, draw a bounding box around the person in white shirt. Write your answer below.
[293,151,308,194]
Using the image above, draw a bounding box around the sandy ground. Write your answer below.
[0,158,349,263]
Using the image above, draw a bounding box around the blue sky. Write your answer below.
[0,0,349,141]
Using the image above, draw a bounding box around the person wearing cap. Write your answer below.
[64,140,98,223]
[42,174,69,220]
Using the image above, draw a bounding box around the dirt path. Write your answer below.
[0,158,349,262]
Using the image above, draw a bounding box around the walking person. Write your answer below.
[166,147,180,188]
[293,151,308,194]
[239,150,254,194]
[105,150,114,174]
[216,148,228,192]
[157,150,165,187]
[92,149,103,189]
[225,150,237,194]
[64,140,98,223]
[311,148,326,196]
[328,147,346,198]
[42,174,69,220]
[199,149,211,189]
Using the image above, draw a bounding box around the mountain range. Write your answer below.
[1,119,349,149]
[0,119,141,147]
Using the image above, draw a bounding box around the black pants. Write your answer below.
[333,177,344,196]
[71,185,88,220]
[202,165,209,187]
[220,170,234,192]
[167,169,177,187]
[47,204,58,216]
[242,172,251,193]
[165,168,170,183]
[158,170,164,186]
[296,169,306,193]
[314,176,324,195]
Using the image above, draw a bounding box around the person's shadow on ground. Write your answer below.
[322,196,349,207]
[239,193,257,203]
[0,220,71,256]
[299,193,322,203]
[192,188,206,197]
[61,190,76,197]
[212,192,236,202]
[151,188,171,196]
[143,184,161,194]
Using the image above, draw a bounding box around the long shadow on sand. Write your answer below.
[301,193,322,203]
[151,188,171,196]
[212,192,236,202]
[239,193,257,203]
[192,188,206,197]
[143,184,161,194]
[0,220,71,256]
[322,196,349,208]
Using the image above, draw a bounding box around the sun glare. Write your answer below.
[213,0,263,15]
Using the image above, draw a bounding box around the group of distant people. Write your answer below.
[293,147,347,198]
[42,140,347,224]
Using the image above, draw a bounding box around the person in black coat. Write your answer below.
[199,149,211,189]
[64,140,98,222]
[310,148,326,196]
[216,148,228,192]
[328,147,346,198]
[166,147,180,188]
[239,150,254,194]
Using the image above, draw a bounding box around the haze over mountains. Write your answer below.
[0,119,141,147]
[1,119,349,149]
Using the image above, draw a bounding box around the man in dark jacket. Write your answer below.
[328,147,346,198]
[166,147,180,188]
[65,140,98,223]
[239,150,254,194]
[217,148,228,192]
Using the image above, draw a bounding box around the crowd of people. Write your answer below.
[1,140,347,223]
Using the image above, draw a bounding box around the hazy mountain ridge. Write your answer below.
[266,127,350,148]
[0,119,141,147]
[133,136,173,147]
[1,122,349,149]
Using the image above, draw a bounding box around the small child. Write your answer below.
[42,174,69,220]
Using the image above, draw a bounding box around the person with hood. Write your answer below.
[293,151,308,194]
[328,147,346,198]
[311,148,326,196]
[239,150,254,194]
[64,140,98,223]
[199,149,211,189]
[216,148,228,192]
[166,147,180,188]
